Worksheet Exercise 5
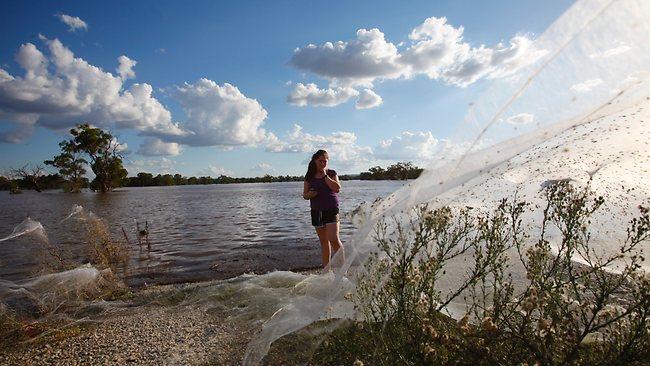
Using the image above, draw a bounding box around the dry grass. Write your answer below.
[0,304,25,350]
[0,215,133,349]
[84,215,130,278]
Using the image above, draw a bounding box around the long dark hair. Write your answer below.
[304,149,328,181]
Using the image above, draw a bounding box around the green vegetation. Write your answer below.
[360,162,423,180]
[0,170,363,191]
[3,130,423,191]
[122,162,422,187]
[123,172,306,187]
[0,165,64,193]
[45,135,88,192]
[9,165,46,192]
[1,167,416,194]
[311,182,649,365]
[53,124,128,193]
[1,170,69,193]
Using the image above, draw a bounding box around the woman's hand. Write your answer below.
[303,181,318,200]
[303,189,318,199]
[324,172,341,193]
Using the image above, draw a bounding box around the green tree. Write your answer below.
[44,143,87,192]
[0,173,21,193]
[173,173,186,185]
[160,174,174,186]
[137,172,154,186]
[50,124,127,193]
[198,176,213,185]
[216,175,234,184]
[0,175,10,190]
[368,166,385,180]
[385,162,411,180]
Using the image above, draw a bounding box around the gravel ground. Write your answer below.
[0,267,328,366]
[0,298,255,365]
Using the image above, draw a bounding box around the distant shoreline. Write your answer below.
[2,162,422,192]
[0,177,417,192]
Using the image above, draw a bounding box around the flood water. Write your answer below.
[0,180,405,286]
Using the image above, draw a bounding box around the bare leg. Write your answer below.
[326,221,345,269]
[315,226,330,268]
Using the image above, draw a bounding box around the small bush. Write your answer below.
[84,215,130,277]
[0,214,131,348]
[0,304,25,349]
[315,182,649,365]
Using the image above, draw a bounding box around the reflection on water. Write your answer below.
[0,181,405,285]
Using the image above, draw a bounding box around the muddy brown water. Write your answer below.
[0,181,405,286]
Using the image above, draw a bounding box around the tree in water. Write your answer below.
[47,124,127,193]
[10,164,44,192]
[44,142,88,193]
[0,171,21,194]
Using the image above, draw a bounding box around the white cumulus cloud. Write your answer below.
[0,38,185,142]
[289,28,403,87]
[124,157,177,175]
[55,13,88,32]
[0,39,279,153]
[110,137,129,154]
[251,163,273,171]
[117,55,137,80]
[355,89,383,109]
[137,138,181,156]
[198,165,233,177]
[289,16,545,89]
[439,35,545,86]
[401,16,466,78]
[266,124,372,169]
[287,83,359,107]
[375,131,441,160]
[172,78,270,147]
[0,125,34,144]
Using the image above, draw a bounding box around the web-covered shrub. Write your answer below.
[317,182,649,366]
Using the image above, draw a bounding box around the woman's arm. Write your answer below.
[303,180,317,199]
[324,171,341,193]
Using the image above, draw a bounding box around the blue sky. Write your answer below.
[0,0,575,177]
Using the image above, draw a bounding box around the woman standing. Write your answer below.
[303,150,345,268]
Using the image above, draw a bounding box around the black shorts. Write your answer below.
[311,208,340,228]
